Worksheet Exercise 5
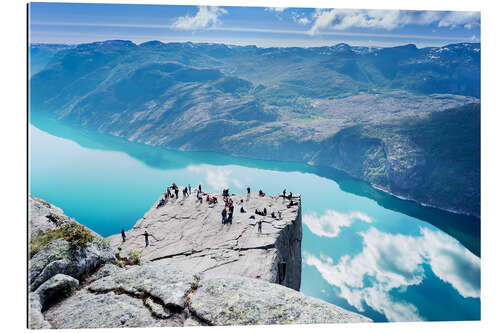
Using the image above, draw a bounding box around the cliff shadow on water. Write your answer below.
[29,112,480,257]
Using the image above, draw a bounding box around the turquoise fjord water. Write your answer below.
[29,114,480,322]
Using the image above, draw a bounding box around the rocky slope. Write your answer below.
[28,194,371,328]
[29,40,481,217]
[28,195,117,329]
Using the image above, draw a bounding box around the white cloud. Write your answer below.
[297,17,311,25]
[187,165,241,191]
[437,12,480,29]
[265,7,287,12]
[304,227,480,321]
[172,6,228,31]
[308,9,480,35]
[303,210,372,238]
[292,12,311,26]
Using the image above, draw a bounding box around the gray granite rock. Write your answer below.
[107,191,302,290]
[28,195,72,239]
[29,194,373,328]
[189,275,372,325]
[86,263,124,283]
[42,266,371,328]
[43,289,164,329]
[36,274,79,308]
[29,238,116,291]
[88,262,198,310]
[28,292,51,329]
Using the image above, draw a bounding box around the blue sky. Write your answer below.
[29,2,480,47]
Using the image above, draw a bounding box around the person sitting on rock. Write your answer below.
[240,206,246,213]
[258,189,265,197]
[206,195,211,202]
[156,198,166,208]
[278,211,282,219]
[271,211,276,219]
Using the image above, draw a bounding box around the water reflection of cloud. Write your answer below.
[304,227,480,322]
[304,210,372,238]
[187,165,243,191]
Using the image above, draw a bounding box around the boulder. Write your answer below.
[36,274,79,308]
[189,275,372,325]
[29,238,116,291]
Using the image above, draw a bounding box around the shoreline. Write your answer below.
[29,117,479,221]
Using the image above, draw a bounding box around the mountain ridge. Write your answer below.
[29,40,481,217]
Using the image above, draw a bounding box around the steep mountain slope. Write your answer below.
[29,40,481,216]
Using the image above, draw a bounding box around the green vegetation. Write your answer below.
[29,222,96,258]
[114,250,141,267]
[333,103,480,215]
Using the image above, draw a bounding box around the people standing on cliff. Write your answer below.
[198,184,202,193]
[247,187,250,194]
[228,210,233,224]
[263,207,267,216]
[142,231,150,247]
[221,208,227,224]
[175,187,179,199]
[282,189,286,197]
[258,221,262,233]
[188,184,191,195]
[121,228,126,242]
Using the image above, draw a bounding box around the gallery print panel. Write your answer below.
[28,1,480,328]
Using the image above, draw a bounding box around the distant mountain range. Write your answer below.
[29,40,481,216]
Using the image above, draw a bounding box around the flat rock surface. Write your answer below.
[189,275,372,325]
[43,264,371,328]
[108,190,302,289]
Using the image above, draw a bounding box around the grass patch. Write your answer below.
[29,222,96,259]
[114,250,142,267]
